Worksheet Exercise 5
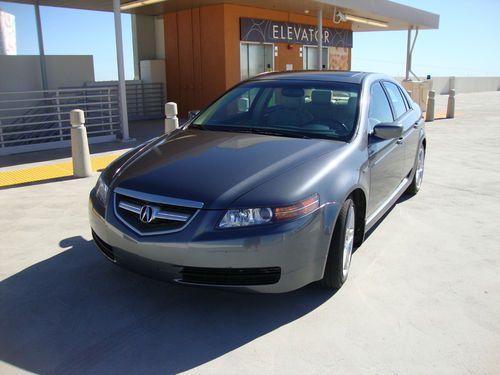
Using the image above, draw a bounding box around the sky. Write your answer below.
[351,0,500,77]
[0,0,499,81]
[0,1,135,81]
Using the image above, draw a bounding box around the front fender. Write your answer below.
[231,142,368,226]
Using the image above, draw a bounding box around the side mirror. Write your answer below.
[373,122,403,140]
[188,110,200,120]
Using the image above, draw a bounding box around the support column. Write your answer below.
[405,27,419,81]
[317,8,323,70]
[113,0,130,141]
[34,2,48,90]
[405,27,412,81]
[131,14,141,80]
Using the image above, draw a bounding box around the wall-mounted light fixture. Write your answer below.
[334,9,388,28]
[121,0,167,11]
[344,14,388,28]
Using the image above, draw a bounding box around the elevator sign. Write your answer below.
[240,18,352,48]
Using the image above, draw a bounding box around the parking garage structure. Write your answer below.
[1,0,439,146]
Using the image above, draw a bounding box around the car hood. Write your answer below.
[112,128,345,209]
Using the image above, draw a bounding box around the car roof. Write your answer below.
[249,71,373,84]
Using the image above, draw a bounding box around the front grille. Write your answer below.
[92,230,116,262]
[114,187,203,236]
[181,266,281,286]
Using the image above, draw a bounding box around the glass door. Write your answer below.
[303,46,329,70]
[240,43,274,80]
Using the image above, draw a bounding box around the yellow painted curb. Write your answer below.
[0,153,122,188]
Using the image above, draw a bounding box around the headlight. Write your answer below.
[219,207,273,228]
[95,176,109,205]
[218,194,319,229]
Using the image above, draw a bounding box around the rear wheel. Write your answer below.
[406,142,425,195]
[321,198,355,289]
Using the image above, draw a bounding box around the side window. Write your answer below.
[399,87,412,110]
[383,82,407,119]
[368,83,394,130]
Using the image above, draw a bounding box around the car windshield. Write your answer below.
[192,79,361,142]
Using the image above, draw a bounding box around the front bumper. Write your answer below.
[89,197,336,293]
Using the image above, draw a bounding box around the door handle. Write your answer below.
[396,137,404,145]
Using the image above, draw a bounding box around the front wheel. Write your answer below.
[321,198,355,289]
[406,142,425,195]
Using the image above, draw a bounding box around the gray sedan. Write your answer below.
[89,71,425,293]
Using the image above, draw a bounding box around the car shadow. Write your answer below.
[0,235,335,374]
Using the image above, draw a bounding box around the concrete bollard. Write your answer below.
[449,76,456,91]
[425,90,435,122]
[447,89,456,119]
[70,109,92,178]
[164,102,179,134]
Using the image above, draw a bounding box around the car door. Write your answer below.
[382,81,421,176]
[366,82,405,217]
[400,86,423,174]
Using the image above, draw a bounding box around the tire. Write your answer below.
[406,142,425,195]
[321,198,356,289]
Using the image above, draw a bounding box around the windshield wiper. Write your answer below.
[230,127,311,139]
[189,123,207,130]
[190,124,314,139]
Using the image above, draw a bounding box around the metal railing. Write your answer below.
[126,82,165,120]
[84,81,165,121]
[0,86,120,153]
[0,81,165,155]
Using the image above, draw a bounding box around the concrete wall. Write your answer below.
[132,14,157,80]
[0,55,94,92]
[132,15,165,80]
[397,77,500,95]
[140,59,166,92]
[155,16,165,59]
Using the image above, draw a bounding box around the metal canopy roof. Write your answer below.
[3,0,439,31]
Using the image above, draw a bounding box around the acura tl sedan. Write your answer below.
[89,71,425,293]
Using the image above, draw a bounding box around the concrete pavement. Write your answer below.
[0,92,499,374]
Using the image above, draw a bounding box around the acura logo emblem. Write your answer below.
[139,205,155,223]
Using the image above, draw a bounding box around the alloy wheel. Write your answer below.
[342,204,355,278]
[415,145,425,190]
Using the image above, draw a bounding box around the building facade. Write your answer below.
[164,4,354,115]
[0,9,16,55]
